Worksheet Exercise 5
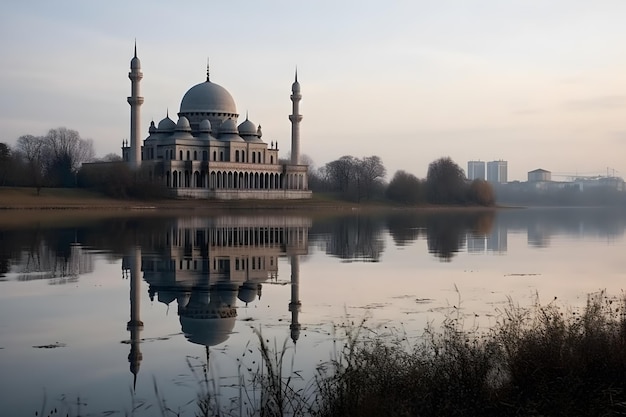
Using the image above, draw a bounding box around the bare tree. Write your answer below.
[0,143,11,186]
[322,155,386,201]
[101,153,123,162]
[44,127,95,187]
[356,155,386,201]
[325,155,357,195]
[16,135,46,193]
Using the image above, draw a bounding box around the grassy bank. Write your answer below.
[0,186,363,211]
[0,186,501,213]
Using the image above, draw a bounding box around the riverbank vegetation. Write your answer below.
[189,291,626,417]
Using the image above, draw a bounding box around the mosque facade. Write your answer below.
[122,46,311,200]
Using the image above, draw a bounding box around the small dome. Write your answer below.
[176,116,192,132]
[157,116,176,131]
[199,119,212,133]
[238,118,257,136]
[180,81,237,114]
[148,120,157,134]
[219,118,238,135]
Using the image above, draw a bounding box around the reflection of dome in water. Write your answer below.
[178,284,239,346]
[180,314,236,346]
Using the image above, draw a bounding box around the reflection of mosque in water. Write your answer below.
[122,216,310,387]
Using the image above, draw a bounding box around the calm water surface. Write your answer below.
[1,207,625,415]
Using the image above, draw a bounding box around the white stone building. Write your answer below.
[122,46,311,200]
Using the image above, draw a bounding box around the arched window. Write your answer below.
[187,150,190,160]
[210,171,216,189]
[194,151,197,160]
[252,153,256,163]
[179,150,183,160]
[220,151,224,161]
[270,155,273,164]
[235,150,240,162]
[213,151,217,161]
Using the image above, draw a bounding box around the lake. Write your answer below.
[1,207,625,416]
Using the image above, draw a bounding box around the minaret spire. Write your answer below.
[127,43,144,169]
[289,68,302,165]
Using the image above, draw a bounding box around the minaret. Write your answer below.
[127,42,144,169]
[289,70,302,165]
[127,246,144,390]
[288,255,301,344]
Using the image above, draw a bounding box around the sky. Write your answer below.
[2,1,626,181]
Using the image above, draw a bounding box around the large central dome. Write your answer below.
[179,81,237,114]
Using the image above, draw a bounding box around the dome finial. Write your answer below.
[295,66,298,83]
[206,57,210,82]
[166,108,169,118]
[134,39,137,58]
[246,110,249,121]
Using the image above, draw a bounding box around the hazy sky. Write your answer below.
[2,1,626,181]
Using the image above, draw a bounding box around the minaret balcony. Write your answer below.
[127,97,145,106]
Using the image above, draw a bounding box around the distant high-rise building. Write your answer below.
[487,160,508,184]
[467,160,486,180]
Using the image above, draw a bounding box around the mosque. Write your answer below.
[122,46,311,199]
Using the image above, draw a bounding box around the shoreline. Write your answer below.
[0,186,503,212]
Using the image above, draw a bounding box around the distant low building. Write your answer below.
[467,160,486,180]
[573,176,625,192]
[528,169,551,182]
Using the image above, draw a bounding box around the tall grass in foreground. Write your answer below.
[220,291,626,416]
[312,291,626,417]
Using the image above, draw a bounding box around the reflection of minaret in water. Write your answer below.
[127,246,143,390]
[289,255,301,344]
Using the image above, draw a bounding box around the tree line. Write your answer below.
[0,127,95,193]
[1,127,494,205]
[310,155,494,206]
